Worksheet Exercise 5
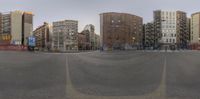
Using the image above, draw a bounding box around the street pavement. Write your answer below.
[66,50,200,99]
[67,51,165,96]
[0,50,200,99]
[0,51,67,99]
[166,52,200,99]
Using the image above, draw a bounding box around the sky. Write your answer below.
[1,0,200,34]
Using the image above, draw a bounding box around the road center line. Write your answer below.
[146,54,167,98]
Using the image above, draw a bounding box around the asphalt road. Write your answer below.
[0,50,200,99]
[68,51,165,96]
[0,51,67,99]
[67,50,200,99]
[166,52,200,98]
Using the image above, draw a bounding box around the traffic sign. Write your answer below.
[28,36,36,47]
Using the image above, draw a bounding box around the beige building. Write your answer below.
[0,11,33,45]
[191,12,200,44]
[33,22,51,51]
[11,11,23,45]
[100,12,143,50]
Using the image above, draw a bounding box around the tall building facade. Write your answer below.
[80,24,99,50]
[154,10,188,49]
[0,11,33,45]
[0,13,12,44]
[191,12,200,44]
[94,34,100,49]
[80,29,90,50]
[78,32,89,50]
[83,24,95,49]
[176,11,189,49]
[100,12,143,50]
[33,22,51,51]
[144,22,155,48]
[52,20,78,52]
[0,13,1,34]
[187,18,191,42]
[153,10,162,49]
[11,11,23,45]
[22,12,34,45]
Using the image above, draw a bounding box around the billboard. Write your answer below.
[28,36,36,47]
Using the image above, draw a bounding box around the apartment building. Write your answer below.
[33,22,51,51]
[0,11,33,45]
[100,12,143,50]
[80,29,90,50]
[94,34,100,49]
[23,12,34,45]
[154,10,188,49]
[78,32,89,50]
[191,12,200,44]
[187,18,191,42]
[52,20,78,52]
[144,22,155,48]
[0,13,11,44]
[83,24,95,50]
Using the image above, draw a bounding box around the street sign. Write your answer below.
[28,36,36,47]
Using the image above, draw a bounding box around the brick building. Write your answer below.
[100,12,143,50]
